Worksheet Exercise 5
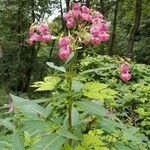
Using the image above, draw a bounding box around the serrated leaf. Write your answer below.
[22,119,51,135]
[77,101,107,116]
[31,76,61,91]
[30,133,66,150]
[10,94,49,118]
[57,128,78,140]
[82,82,117,101]
[46,62,66,73]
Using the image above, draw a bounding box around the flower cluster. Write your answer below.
[58,37,72,61]
[64,3,110,46]
[120,64,131,82]
[27,24,52,46]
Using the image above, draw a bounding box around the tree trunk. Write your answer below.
[0,44,3,58]
[85,0,90,7]
[109,0,119,55]
[65,0,70,11]
[60,0,64,29]
[127,0,142,58]
[21,0,36,92]
[100,0,105,15]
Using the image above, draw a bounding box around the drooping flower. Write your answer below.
[92,18,103,25]
[58,46,72,61]
[27,33,41,45]
[120,64,130,74]
[98,32,110,42]
[41,34,52,42]
[91,36,101,45]
[120,63,131,82]
[120,73,131,82]
[72,3,81,12]
[64,11,73,21]
[80,13,90,21]
[82,6,90,14]
[99,23,109,32]
[90,25,100,36]
[38,24,49,35]
[58,37,70,48]
[66,19,76,28]
[95,11,104,19]
[27,23,52,45]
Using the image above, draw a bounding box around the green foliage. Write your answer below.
[83,82,117,101]
[31,76,61,91]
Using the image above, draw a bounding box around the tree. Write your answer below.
[127,0,142,58]
[109,0,119,55]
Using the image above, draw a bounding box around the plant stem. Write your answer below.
[68,75,73,129]
[67,61,74,130]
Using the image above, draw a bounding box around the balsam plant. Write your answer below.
[0,3,149,150]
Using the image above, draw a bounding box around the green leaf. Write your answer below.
[0,118,15,131]
[22,119,51,135]
[65,52,75,64]
[57,128,78,140]
[0,141,11,150]
[82,82,117,101]
[123,127,139,141]
[31,76,61,91]
[46,62,66,73]
[30,133,66,150]
[100,118,117,133]
[115,142,132,150]
[77,101,107,116]
[71,107,79,126]
[10,94,49,118]
[12,132,24,150]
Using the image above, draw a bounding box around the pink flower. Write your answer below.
[66,18,75,28]
[91,36,101,45]
[90,26,100,36]
[80,13,90,21]
[58,37,70,48]
[82,6,90,14]
[41,34,52,42]
[92,18,103,25]
[98,32,110,42]
[95,11,104,19]
[64,11,72,21]
[99,23,109,32]
[27,33,41,45]
[58,46,71,61]
[120,73,131,82]
[38,24,49,35]
[72,10,80,18]
[29,30,35,36]
[72,3,81,12]
[7,103,14,113]
[120,64,130,74]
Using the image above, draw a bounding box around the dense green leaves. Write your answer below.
[82,82,117,101]
[30,133,66,150]
[77,101,107,116]
[31,76,61,91]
